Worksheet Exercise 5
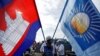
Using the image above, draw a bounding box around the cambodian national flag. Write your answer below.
[61,0,100,56]
[0,0,41,56]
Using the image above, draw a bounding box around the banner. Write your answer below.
[61,0,100,56]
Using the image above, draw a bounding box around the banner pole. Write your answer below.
[41,26,45,41]
[52,0,68,39]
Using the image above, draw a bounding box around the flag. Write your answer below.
[0,0,41,56]
[61,0,100,56]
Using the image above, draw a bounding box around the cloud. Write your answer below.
[35,0,67,42]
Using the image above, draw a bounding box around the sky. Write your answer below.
[35,0,100,42]
[35,0,67,42]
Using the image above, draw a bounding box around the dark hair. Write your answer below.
[47,39,52,44]
[46,39,52,48]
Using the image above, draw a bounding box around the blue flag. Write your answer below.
[61,0,100,56]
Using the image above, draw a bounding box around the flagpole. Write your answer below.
[37,17,46,41]
[52,0,68,39]
[35,2,46,41]
[38,20,45,41]
[41,26,45,41]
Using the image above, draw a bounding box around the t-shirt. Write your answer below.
[40,42,55,55]
[56,44,65,55]
[44,46,53,56]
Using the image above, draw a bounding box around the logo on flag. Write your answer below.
[0,10,29,55]
[63,0,100,50]
[0,7,29,56]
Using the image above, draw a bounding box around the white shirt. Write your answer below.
[56,44,65,55]
[40,42,46,52]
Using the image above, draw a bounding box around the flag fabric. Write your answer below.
[61,0,100,56]
[0,0,41,56]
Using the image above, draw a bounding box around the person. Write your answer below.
[56,40,65,56]
[40,36,55,56]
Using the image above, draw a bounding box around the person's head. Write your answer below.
[46,36,52,47]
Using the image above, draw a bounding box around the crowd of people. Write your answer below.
[40,36,65,56]
[24,36,75,56]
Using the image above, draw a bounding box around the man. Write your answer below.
[56,40,65,56]
[40,36,55,56]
